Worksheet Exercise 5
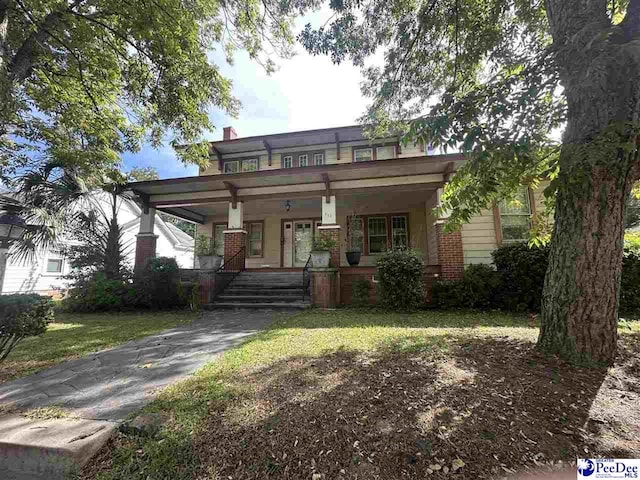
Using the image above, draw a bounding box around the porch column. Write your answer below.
[434,188,464,280]
[318,195,340,267]
[224,201,246,265]
[135,207,158,271]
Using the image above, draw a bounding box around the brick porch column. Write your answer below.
[134,207,157,271]
[435,223,464,280]
[224,201,246,266]
[310,268,340,308]
[434,187,464,280]
[319,194,341,267]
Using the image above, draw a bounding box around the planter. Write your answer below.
[198,255,222,270]
[345,251,361,266]
[311,250,331,268]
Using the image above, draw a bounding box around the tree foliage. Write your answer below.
[0,0,303,186]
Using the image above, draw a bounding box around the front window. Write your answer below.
[242,158,258,172]
[499,187,532,243]
[391,215,408,249]
[368,217,388,253]
[299,154,308,167]
[223,160,239,174]
[283,155,292,168]
[314,153,325,165]
[46,253,64,273]
[376,146,396,160]
[247,222,263,257]
[214,224,225,256]
[354,148,373,162]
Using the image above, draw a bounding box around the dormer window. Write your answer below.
[299,154,308,167]
[314,153,325,165]
[283,155,292,168]
[223,160,239,174]
[376,145,396,160]
[354,148,373,162]
[224,159,258,174]
[242,158,258,172]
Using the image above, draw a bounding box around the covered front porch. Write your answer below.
[128,153,466,306]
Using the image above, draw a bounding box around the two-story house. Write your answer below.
[128,124,544,308]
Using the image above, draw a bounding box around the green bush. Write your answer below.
[431,264,502,309]
[135,257,184,309]
[62,271,137,312]
[621,249,640,314]
[351,278,371,307]
[377,249,425,311]
[491,243,549,312]
[0,294,53,361]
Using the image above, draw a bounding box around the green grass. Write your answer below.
[1,311,198,383]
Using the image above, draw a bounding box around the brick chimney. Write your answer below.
[223,126,238,141]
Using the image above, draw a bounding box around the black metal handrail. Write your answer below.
[302,254,312,301]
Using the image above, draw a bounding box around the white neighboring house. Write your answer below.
[1,192,194,296]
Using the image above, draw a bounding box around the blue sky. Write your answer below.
[122,13,370,180]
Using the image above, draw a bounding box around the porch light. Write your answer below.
[285,200,291,212]
[0,211,27,246]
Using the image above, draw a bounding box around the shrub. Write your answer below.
[621,248,640,314]
[312,236,337,251]
[430,264,502,309]
[351,278,371,307]
[491,242,549,312]
[0,294,53,361]
[135,257,184,309]
[377,249,424,310]
[62,271,137,312]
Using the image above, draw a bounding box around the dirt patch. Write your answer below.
[83,334,640,479]
[192,337,638,479]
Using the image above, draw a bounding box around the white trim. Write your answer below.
[317,224,340,230]
[223,229,247,234]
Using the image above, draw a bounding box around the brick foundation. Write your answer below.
[436,223,464,280]
[318,227,340,268]
[134,234,157,271]
[311,268,340,308]
[224,230,247,265]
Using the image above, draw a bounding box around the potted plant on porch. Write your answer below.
[311,236,337,268]
[345,213,363,266]
[195,233,222,270]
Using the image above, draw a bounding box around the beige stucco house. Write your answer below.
[128,125,543,308]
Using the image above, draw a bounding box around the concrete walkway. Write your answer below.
[0,309,285,479]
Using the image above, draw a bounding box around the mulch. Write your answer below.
[84,333,640,479]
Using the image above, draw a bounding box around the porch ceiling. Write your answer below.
[129,153,463,223]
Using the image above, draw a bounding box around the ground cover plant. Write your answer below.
[82,310,640,480]
[0,311,197,383]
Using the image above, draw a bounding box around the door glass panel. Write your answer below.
[295,222,313,264]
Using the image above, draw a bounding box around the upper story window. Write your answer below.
[314,153,325,165]
[283,155,292,168]
[354,148,373,162]
[224,158,258,174]
[376,146,396,160]
[45,251,64,274]
[299,154,308,167]
[223,160,239,174]
[498,187,532,243]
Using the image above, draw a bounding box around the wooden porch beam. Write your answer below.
[263,140,272,165]
[443,161,456,182]
[211,145,224,171]
[335,132,340,160]
[322,173,331,203]
[223,181,239,208]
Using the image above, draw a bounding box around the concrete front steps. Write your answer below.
[206,271,311,310]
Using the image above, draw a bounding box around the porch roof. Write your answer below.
[128,153,464,223]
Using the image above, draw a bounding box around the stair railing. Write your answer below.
[302,254,312,301]
[213,247,246,297]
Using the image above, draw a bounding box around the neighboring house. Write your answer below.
[1,192,194,296]
[128,124,545,306]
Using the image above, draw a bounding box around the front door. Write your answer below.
[294,220,313,267]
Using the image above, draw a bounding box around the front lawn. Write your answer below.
[0,311,198,384]
[83,310,640,480]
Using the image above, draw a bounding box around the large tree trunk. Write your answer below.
[538,0,640,365]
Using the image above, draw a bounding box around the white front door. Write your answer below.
[294,220,313,267]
